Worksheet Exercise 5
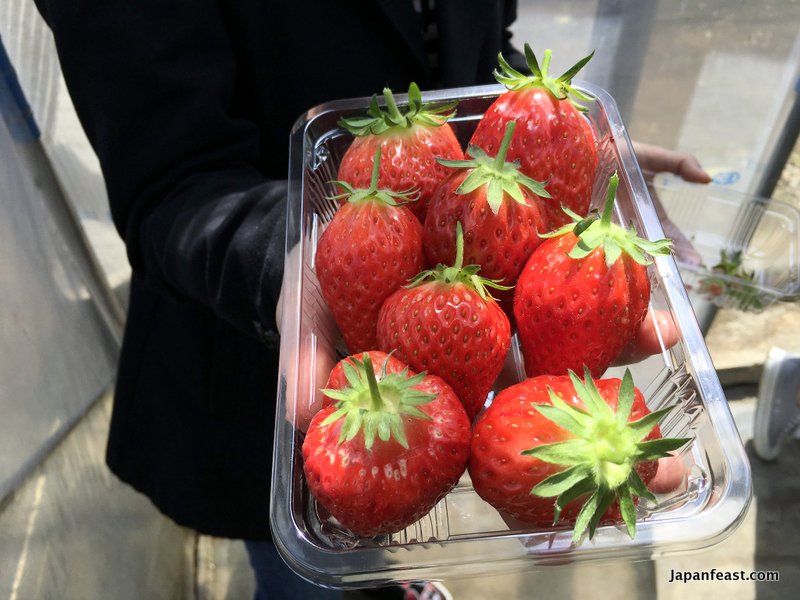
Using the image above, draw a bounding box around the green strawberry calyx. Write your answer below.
[495,43,595,112]
[321,353,437,451]
[338,82,458,136]
[522,368,691,543]
[329,148,420,206]
[541,172,673,267]
[406,222,511,301]
[436,121,551,215]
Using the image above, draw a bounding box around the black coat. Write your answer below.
[33,0,522,540]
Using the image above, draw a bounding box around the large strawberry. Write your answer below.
[469,368,689,542]
[469,44,598,229]
[424,120,550,315]
[302,351,471,537]
[514,173,672,378]
[337,82,463,222]
[377,224,511,421]
[315,151,425,354]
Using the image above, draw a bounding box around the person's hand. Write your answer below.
[633,141,712,268]
[278,241,337,433]
[632,142,712,185]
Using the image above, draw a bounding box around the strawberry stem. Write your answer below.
[493,121,516,171]
[600,172,619,227]
[383,87,404,123]
[328,149,420,207]
[338,82,458,136]
[361,353,385,412]
[453,222,465,271]
[540,171,673,267]
[436,120,550,215]
[368,147,381,192]
[523,368,691,543]
[405,221,512,301]
[494,44,595,112]
[321,353,437,451]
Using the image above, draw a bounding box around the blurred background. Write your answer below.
[1,1,799,598]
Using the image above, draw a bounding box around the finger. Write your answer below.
[649,454,687,495]
[614,308,679,365]
[633,142,712,184]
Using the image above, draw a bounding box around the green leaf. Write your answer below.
[390,417,409,449]
[618,484,637,539]
[572,490,600,543]
[521,439,589,466]
[531,399,588,437]
[616,369,635,426]
[530,464,592,498]
[636,438,691,461]
[553,477,597,524]
[627,469,656,503]
[587,488,616,539]
[628,406,675,442]
[487,178,505,214]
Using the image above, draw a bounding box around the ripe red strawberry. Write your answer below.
[377,224,512,421]
[469,44,598,229]
[469,368,689,542]
[315,151,425,354]
[514,173,672,378]
[302,351,471,537]
[337,82,463,222]
[424,120,550,315]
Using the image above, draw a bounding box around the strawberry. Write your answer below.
[314,151,425,354]
[377,224,512,421]
[514,173,672,378]
[337,82,463,222]
[423,120,550,315]
[302,351,471,537]
[469,368,690,542]
[469,44,598,229]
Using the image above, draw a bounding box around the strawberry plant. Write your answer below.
[302,351,471,537]
[338,82,463,222]
[514,173,672,378]
[469,368,690,542]
[423,120,550,316]
[377,223,512,420]
[315,151,425,354]
[469,44,598,229]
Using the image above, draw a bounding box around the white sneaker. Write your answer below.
[753,347,800,460]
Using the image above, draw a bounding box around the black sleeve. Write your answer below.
[33,0,285,338]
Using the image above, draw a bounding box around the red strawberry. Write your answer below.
[315,151,425,354]
[424,120,550,316]
[377,224,512,420]
[469,44,598,229]
[469,368,690,542]
[302,351,471,537]
[337,82,463,222]
[514,173,672,378]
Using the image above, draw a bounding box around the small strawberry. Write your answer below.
[377,223,512,420]
[514,173,672,378]
[469,368,690,542]
[302,351,471,537]
[315,151,425,354]
[424,120,550,315]
[337,82,463,222]
[469,44,598,229]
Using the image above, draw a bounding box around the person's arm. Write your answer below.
[34,0,285,341]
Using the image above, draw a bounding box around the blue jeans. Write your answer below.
[244,540,342,600]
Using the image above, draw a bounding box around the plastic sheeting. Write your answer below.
[0,99,117,500]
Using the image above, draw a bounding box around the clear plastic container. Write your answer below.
[649,176,800,312]
[272,82,752,588]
